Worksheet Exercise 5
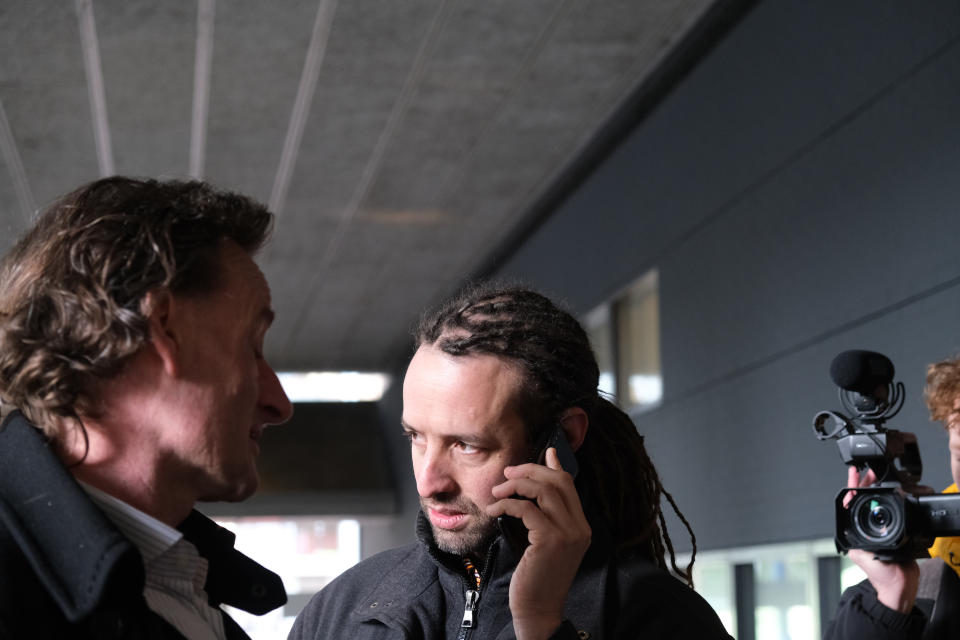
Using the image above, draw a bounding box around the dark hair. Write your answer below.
[0,176,273,438]
[415,282,697,586]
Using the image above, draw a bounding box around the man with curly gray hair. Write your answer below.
[0,176,293,639]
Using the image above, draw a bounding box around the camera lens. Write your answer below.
[851,492,903,545]
[867,501,892,529]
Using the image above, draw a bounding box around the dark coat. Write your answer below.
[823,558,960,640]
[289,513,732,640]
[0,411,286,640]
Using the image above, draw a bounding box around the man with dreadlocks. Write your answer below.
[290,283,730,640]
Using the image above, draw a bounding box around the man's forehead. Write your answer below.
[402,346,529,438]
[219,242,271,303]
[406,347,525,397]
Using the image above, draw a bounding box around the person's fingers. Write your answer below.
[847,465,859,488]
[500,451,581,516]
[844,466,860,507]
[486,494,555,539]
[844,466,879,506]
[544,446,561,470]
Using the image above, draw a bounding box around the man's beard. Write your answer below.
[420,496,499,556]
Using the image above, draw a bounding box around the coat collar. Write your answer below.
[345,511,525,628]
[0,411,285,622]
[344,509,617,637]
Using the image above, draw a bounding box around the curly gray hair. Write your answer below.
[0,176,273,439]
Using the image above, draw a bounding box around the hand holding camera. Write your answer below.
[844,465,922,613]
[814,350,960,560]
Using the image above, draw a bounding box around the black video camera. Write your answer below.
[813,350,960,559]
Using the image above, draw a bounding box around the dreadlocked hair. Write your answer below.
[415,282,698,587]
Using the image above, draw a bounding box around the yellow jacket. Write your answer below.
[928,483,960,578]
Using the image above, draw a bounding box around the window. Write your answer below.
[840,555,866,591]
[692,538,841,640]
[754,554,816,640]
[615,269,661,409]
[582,268,661,409]
[583,305,616,397]
[691,554,735,634]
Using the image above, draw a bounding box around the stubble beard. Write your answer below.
[421,496,499,556]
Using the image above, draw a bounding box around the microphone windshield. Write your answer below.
[829,350,895,394]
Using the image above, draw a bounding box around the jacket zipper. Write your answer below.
[457,588,480,639]
[454,541,498,640]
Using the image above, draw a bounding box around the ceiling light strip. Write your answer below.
[277,371,390,402]
[281,0,453,356]
[74,0,114,177]
[0,98,37,219]
[269,0,338,215]
[189,0,216,179]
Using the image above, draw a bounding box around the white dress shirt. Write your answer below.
[82,483,228,640]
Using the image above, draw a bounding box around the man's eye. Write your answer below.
[456,441,480,454]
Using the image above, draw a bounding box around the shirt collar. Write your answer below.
[80,481,183,565]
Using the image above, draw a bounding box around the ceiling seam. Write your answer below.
[281,0,455,360]
[269,0,339,216]
[0,98,36,220]
[189,0,216,179]
[74,0,114,177]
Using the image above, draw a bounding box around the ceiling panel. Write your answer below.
[0,3,99,217]
[96,3,195,176]
[0,0,721,373]
[203,0,320,203]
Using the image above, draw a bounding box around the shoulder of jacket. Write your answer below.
[290,542,435,638]
[311,542,427,603]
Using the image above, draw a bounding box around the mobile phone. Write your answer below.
[497,425,578,551]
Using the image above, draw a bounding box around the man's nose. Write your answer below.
[259,360,294,425]
[416,447,457,498]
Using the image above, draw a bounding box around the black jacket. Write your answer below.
[823,558,960,640]
[0,411,286,640]
[289,511,732,639]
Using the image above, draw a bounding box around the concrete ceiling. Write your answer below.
[0,0,718,373]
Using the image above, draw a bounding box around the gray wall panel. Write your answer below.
[647,286,960,550]
[497,0,960,315]
[493,0,960,551]
[662,44,960,397]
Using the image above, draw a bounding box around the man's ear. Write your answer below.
[142,288,180,378]
[559,407,589,452]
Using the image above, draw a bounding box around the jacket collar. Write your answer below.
[346,509,616,636]
[0,411,285,621]
[415,508,526,573]
[347,511,520,627]
[179,510,286,614]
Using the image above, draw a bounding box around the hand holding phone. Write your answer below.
[497,425,578,550]
[487,427,591,640]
